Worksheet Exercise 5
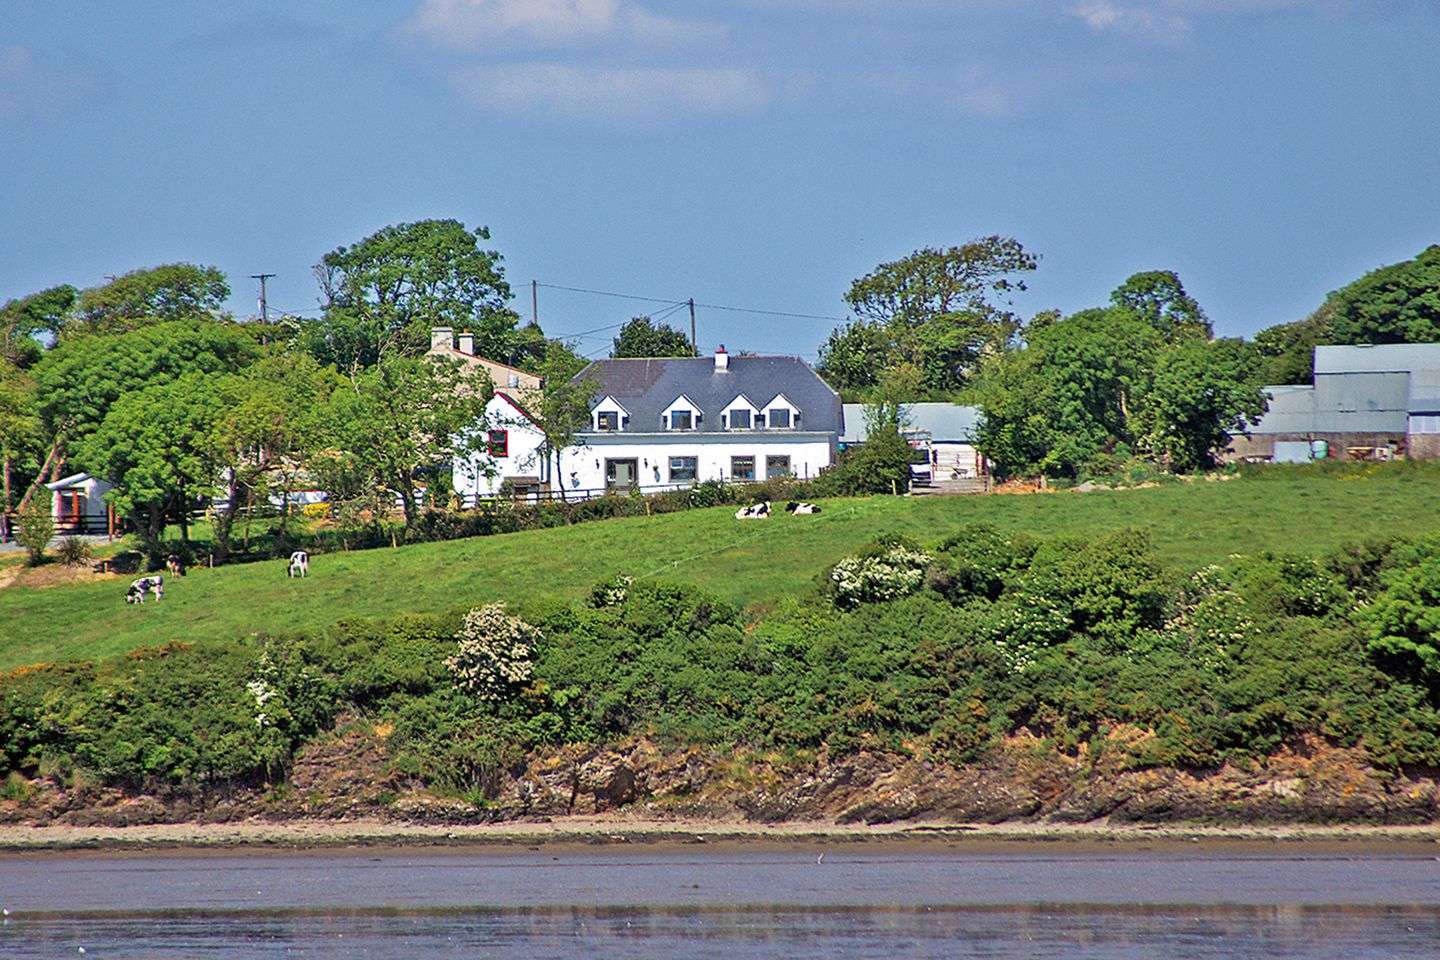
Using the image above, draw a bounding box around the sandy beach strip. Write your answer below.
[5,816,1440,855]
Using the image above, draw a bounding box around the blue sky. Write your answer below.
[3,1,1437,359]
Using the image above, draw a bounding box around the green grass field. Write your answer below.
[4,463,1440,670]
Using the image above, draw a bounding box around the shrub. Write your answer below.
[13,504,54,566]
[446,604,542,700]
[823,536,932,608]
[56,535,93,568]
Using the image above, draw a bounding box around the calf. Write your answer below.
[287,550,310,578]
[786,501,821,515]
[734,501,771,520]
[165,554,186,577]
[125,575,164,605]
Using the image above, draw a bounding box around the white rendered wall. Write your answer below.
[564,433,834,492]
[453,396,550,498]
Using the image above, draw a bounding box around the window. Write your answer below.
[669,456,698,482]
[767,408,792,429]
[487,429,508,457]
[597,411,620,431]
[728,409,752,430]
[730,455,755,480]
[766,455,791,479]
[670,410,693,430]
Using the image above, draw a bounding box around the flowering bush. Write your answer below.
[825,538,932,608]
[589,575,634,608]
[446,603,541,700]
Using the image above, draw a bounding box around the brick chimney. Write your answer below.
[715,345,729,370]
[457,330,474,354]
[430,327,454,352]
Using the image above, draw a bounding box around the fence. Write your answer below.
[456,478,770,510]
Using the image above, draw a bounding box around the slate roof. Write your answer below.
[573,355,843,435]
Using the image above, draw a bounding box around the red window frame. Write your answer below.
[487,429,509,457]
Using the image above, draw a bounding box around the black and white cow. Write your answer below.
[125,575,164,604]
[734,501,771,520]
[287,550,310,578]
[786,501,822,515]
[165,554,186,577]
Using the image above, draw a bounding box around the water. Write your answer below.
[3,844,1439,958]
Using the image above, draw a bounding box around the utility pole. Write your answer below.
[251,273,275,324]
[532,280,538,327]
[689,299,697,357]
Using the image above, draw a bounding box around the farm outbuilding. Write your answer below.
[1228,344,1440,462]
[44,473,114,535]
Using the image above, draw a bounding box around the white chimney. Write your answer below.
[430,326,454,352]
[457,330,474,354]
[715,345,729,371]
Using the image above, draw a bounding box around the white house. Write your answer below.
[44,472,114,534]
[563,348,843,494]
[453,392,553,500]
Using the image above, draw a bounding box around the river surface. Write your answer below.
[3,843,1439,958]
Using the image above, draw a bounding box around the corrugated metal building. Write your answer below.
[841,402,987,478]
[1229,344,1440,461]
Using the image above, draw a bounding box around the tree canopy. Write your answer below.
[819,237,1038,398]
[311,220,521,369]
[71,264,229,335]
[610,317,693,358]
[1326,245,1440,345]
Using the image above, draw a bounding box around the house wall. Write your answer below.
[1225,432,1410,462]
[50,477,112,525]
[567,432,835,492]
[453,395,551,499]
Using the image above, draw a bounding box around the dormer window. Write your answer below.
[721,394,759,431]
[597,412,620,431]
[762,394,798,430]
[592,395,629,432]
[662,395,701,431]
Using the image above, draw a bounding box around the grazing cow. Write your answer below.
[287,550,310,578]
[786,501,822,515]
[165,554,186,577]
[734,501,771,520]
[125,575,164,604]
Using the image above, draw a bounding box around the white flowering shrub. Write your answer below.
[826,541,932,608]
[446,603,542,700]
[590,575,634,608]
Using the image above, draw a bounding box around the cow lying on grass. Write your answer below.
[125,575,163,604]
[735,501,771,519]
[786,501,821,515]
[287,550,310,577]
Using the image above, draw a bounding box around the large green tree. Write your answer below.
[820,237,1038,397]
[610,317,694,358]
[972,272,1264,478]
[71,264,229,335]
[1327,245,1440,345]
[311,220,521,369]
[325,355,494,531]
[1,284,77,367]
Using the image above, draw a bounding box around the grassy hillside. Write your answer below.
[4,463,1440,670]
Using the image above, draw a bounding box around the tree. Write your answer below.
[1138,338,1267,471]
[1,284,76,367]
[1252,301,1337,385]
[1108,270,1210,340]
[0,360,42,533]
[821,237,1038,396]
[971,272,1261,478]
[204,354,344,559]
[609,317,694,358]
[326,355,494,531]
[75,374,229,555]
[1327,245,1440,345]
[311,220,520,369]
[71,265,229,335]
[515,343,597,498]
[35,319,260,452]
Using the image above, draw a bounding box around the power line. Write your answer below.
[535,280,848,323]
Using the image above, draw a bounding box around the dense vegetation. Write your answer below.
[6,516,1440,806]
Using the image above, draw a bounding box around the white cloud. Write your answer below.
[407,0,720,50]
[1069,1,1192,44]
[0,46,100,121]
[451,63,768,122]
